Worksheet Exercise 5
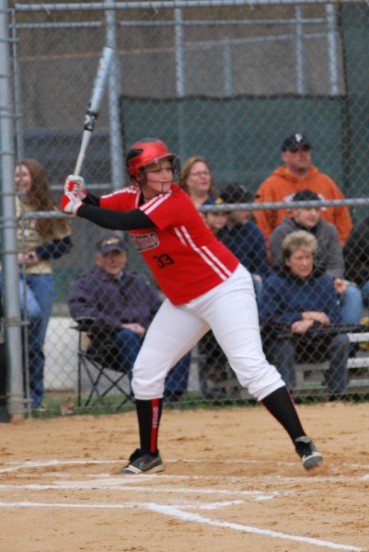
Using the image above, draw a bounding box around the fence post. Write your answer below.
[0,0,24,419]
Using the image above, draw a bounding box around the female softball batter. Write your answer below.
[61,138,323,473]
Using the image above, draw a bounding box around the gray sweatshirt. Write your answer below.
[269,217,344,278]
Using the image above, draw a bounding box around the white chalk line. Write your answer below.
[0,481,296,502]
[0,499,242,511]
[150,504,367,552]
[0,459,120,474]
[0,499,365,552]
[1,458,368,482]
[10,471,369,485]
[0,459,369,552]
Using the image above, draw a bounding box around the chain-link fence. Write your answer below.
[2,0,369,417]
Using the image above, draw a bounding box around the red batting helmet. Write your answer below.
[126,138,180,184]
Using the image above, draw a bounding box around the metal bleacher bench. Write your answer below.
[190,329,369,399]
[295,331,369,390]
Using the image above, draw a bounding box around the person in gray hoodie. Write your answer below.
[269,189,363,324]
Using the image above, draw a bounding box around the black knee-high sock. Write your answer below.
[135,398,163,455]
[261,386,306,443]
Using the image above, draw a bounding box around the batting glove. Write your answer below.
[64,174,87,200]
[60,190,83,215]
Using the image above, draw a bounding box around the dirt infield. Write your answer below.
[0,402,368,552]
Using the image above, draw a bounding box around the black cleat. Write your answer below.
[294,436,323,471]
[121,448,164,474]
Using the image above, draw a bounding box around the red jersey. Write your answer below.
[100,184,239,305]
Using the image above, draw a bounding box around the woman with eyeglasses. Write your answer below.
[180,156,217,208]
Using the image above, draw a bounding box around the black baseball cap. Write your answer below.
[292,189,320,202]
[281,133,312,152]
[96,234,126,255]
[220,183,254,204]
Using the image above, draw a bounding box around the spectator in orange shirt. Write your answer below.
[254,133,352,254]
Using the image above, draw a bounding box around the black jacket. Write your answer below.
[343,216,369,286]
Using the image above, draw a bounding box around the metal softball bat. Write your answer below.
[74,45,115,176]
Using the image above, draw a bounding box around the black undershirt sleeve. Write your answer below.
[83,192,101,207]
[77,203,156,231]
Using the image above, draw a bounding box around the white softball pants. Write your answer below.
[132,264,284,401]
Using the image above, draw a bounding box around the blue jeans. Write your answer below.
[0,272,52,408]
[340,284,363,324]
[102,330,191,396]
[164,352,191,395]
[23,274,55,408]
[360,280,369,309]
[101,328,142,374]
[0,272,42,321]
[267,334,350,394]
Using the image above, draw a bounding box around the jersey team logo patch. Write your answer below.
[131,232,160,251]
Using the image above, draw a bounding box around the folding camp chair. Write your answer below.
[75,317,134,409]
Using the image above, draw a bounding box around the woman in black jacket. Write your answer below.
[343,216,369,307]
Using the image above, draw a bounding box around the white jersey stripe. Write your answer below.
[201,246,233,277]
[176,225,231,280]
[102,188,137,199]
[99,183,238,304]
[174,227,188,247]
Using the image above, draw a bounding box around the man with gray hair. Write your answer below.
[68,233,191,401]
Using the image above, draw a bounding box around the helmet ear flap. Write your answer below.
[126,147,143,184]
